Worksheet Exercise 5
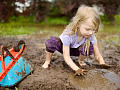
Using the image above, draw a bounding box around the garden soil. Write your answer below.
[0,35,120,90]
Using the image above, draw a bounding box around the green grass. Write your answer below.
[10,15,68,25]
[40,16,68,25]
[0,16,68,36]
[97,24,120,46]
[0,16,37,36]
[104,35,120,44]
[15,87,18,90]
[0,22,38,36]
[100,24,120,34]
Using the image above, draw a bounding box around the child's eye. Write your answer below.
[86,28,96,33]
[86,28,90,31]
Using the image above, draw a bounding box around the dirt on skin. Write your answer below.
[0,35,120,90]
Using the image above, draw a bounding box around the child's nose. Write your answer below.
[89,30,93,35]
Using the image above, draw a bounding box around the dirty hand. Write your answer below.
[74,69,87,76]
[99,64,112,69]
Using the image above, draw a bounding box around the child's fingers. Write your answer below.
[100,64,113,69]
[83,72,87,75]
[74,69,88,76]
[94,64,113,69]
[83,69,88,72]
[80,73,83,76]
[74,72,80,76]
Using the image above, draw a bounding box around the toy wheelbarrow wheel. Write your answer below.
[13,40,25,52]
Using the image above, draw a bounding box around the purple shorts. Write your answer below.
[45,36,93,56]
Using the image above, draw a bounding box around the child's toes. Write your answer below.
[42,64,49,68]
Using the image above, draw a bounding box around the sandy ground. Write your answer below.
[0,35,120,90]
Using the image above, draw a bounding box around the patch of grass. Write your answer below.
[40,16,68,25]
[97,24,120,46]
[0,23,38,36]
[10,15,34,24]
[10,15,68,25]
[114,15,120,24]
[15,87,18,90]
[100,24,120,34]
[0,16,68,36]
[105,35,120,46]
[105,36,119,42]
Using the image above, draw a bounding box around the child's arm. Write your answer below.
[93,42,105,64]
[63,44,80,71]
[63,44,87,75]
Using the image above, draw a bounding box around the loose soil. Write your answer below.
[0,35,120,90]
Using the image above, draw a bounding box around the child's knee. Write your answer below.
[45,36,62,53]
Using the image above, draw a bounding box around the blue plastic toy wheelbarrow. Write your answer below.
[0,40,33,87]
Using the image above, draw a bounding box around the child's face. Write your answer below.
[78,18,96,38]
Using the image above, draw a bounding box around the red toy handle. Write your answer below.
[1,46,14,71]
[1,46,14,59]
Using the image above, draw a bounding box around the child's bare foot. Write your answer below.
[78,60,86,67]
[42,62,50,68]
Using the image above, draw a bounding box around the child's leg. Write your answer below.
[42,36,63,68]
[78,54,86,67]
[78,42,93,67]
[42,51,53,68]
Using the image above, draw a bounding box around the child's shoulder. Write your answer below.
[59,29,73,40]
[63,28,72,34]
[90,35,97,44]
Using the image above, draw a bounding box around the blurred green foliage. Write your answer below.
[100,14,120,24]
[10,15,68,25]
[10,15,34,24]
[40,16,68,25]
[9,14,120,25]
[100,15,110,24]
[49,7,62,16]
[114,15,120,24]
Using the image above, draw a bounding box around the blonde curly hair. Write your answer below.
[65,4,100,35]
[65,4,100,59]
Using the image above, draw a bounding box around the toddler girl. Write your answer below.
[42,5,111,75]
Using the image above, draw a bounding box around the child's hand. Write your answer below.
[74,69,87,76]
[99,64,112,69]
[94,64,113,69]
